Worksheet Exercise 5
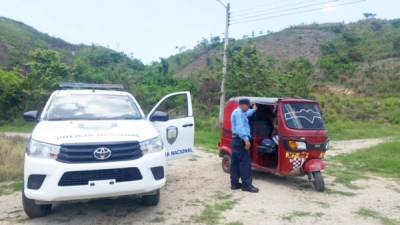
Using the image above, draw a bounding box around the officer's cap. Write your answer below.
[239,98,250,105]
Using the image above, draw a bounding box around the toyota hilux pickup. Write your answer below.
[22,83,194,218]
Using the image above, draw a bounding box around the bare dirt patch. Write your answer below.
[327,137,393,157]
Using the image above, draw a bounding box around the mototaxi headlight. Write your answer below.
[288,140,307,151]
[140,136,163,154]
[325,140,330,150]
[27,139,60,159]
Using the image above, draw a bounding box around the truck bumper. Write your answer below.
[24,151,166,202]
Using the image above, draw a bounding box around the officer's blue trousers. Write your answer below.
[230,137,252,187]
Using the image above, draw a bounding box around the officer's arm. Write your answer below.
[245,109,255,117]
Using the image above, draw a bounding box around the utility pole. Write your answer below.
[217,0,230,124]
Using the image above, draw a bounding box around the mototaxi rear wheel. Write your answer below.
[221,154,231,174]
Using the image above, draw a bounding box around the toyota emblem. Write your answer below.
[93,147,112,160]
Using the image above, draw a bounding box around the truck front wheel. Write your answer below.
[22,190,52,218]
[140,189,160,206]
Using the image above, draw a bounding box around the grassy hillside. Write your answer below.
[0,17,145,74]
[168,23,342,76]
[0,16,81,68]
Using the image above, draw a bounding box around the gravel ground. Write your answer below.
[0,138,399,225]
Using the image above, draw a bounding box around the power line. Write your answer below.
[231,0,365,25]
[232,0,322,17]
[231,0,341,22]
[216,0,227,7]
[232,0,334,21]
[231,0,293,15]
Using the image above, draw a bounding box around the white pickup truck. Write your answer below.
[22,83,195,218]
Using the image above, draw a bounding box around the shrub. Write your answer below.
[393,37,400,55]
[0,70,24,120]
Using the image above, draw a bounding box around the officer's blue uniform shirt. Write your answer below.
[231,107,255,141]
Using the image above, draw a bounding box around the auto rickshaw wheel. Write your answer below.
[311,171,325,192]
[222,154,231,174]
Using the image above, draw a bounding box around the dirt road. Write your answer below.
[0,138,399,225]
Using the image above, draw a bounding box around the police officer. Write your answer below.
[230,98,259,193]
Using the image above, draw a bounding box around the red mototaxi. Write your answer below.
[218,97,329,192]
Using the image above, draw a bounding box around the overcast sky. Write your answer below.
[0,0,398,63]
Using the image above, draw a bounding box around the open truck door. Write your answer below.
[148,91,194,160]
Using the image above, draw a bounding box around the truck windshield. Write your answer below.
[45,94,142,120]
[282,103,325,130]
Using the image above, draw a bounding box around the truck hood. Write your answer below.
[31,120,159,145]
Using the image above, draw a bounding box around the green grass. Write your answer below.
[325,188,357,196]
[192,191,237,225]
[195,128,219,153]
[282,211,324,221]
[356,208,399,225]
[195,117,220,152]
[0,119,34,133]
[327,139,400,188]
[326,165,367,189]
[226,222,243,225]
[0,180,23,196]
[149,216,166,223]
[326,121,400,140]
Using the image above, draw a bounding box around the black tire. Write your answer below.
[22,190,52,218]
[221,154,231,174]
[311,171,325,192]
[140,189,160,206]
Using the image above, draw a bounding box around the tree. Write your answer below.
[210,36,221,48]
[226,42,272,97]
[0,70,24,120]
[284,59,313,98]
[226,42,312,98]
[159,58,169,76]
[363,13,376,19]
[393,37,400,56]
[24,49,70,108]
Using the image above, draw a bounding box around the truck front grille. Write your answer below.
[58,167,142,186]
[57,141,142,163]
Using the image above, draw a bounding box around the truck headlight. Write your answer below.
[140,136,163,154]
[27,139,60,159]
[288,140,307,151]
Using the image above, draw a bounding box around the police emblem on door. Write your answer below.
[166,126,178,145]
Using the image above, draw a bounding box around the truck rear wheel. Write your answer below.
[22,190,52,218]
[311,171,325,192]
[222,154,231,174]
[140,189,160,206]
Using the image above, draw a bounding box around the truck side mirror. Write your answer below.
[24,110,39,122]
[149,111,169,122]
